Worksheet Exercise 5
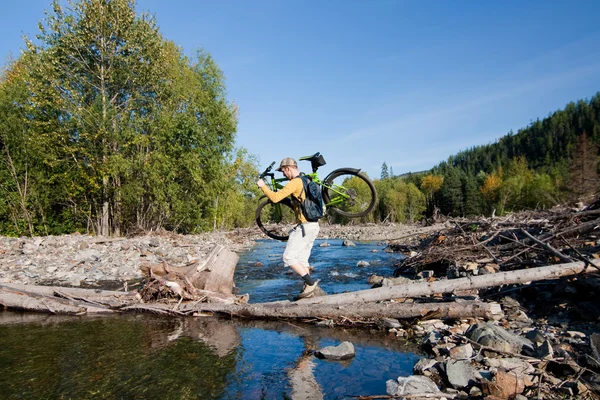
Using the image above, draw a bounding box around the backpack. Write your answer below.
[294,174,325,222]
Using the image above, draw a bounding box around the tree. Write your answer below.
[568,131,599,201]
[381,162,389,180]
[7,0,238,235]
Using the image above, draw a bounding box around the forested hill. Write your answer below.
[437,92,600,176]
[374,92,600,222]
[424,92,600,216]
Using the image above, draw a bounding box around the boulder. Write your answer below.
[466,322,534,355]
[386,375,439,396]
[446,359,479,389]
[315,341,355,360]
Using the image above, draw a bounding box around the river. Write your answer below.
[0,239,422,399]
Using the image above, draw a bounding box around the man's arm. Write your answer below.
[258,178,302,203]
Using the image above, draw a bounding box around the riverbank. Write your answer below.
[0,222,446,287]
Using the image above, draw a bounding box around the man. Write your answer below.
[256,157,321,299]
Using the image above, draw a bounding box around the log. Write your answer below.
[0,283,140,307]
[186,244,239,295]
[132,300,503,321]
[140,244,239,296]
[0,287,114,314]
[295,260,600,305]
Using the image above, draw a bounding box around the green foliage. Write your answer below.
[0,0,248,236]
[374,178,425,223]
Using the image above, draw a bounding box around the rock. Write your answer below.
[535,339,554,359]
[482,370,525,399]
[315,341,355,360]
[386,375,439,396]
[446,359,479,389]
[484,358,535,374]
[342,240,356,247]
[566,330,586,338]
[469,386,483,397]
[319,242,330,247]
[356,260,370,267]
[463,262,478,272]
[417,270,434,279]
[449,344,474,360]
[466,322,534,355]
[21,242,39,255]
[524,328,545,344]
[377,318,401,329]
[413,358,438,375]
[76,249,102,262]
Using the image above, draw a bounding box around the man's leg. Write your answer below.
[283,223,320,297]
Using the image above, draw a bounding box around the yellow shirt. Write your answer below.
[260,177,307,223]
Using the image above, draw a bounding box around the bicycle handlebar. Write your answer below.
[259,161,276,179]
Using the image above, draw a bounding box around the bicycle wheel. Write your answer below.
[255,197,296,241]
[322,168,377,218]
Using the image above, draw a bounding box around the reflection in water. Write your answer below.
[0,312,420,399]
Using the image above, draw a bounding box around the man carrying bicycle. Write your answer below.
[256,157,321,299]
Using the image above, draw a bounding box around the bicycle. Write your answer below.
[255,152,378,241]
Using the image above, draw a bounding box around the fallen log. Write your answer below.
[127,300,503,321]
[0,283,140,307]
[296,260,600,306]
[0,287,114,314]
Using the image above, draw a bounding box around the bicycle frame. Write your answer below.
[261,170,351,209]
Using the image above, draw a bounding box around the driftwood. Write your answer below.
[0,283,140,304]
[140,244,239,296]
[124,299,503,321]
[0,286,115,314]
[297,259,600,305]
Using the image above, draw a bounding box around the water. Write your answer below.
[0,239,422,399]
[236,238,404,303]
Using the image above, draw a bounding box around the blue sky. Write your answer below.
[2,1,600,179]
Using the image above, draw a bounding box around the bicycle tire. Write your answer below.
[255,197,296,241]
[322,168,377,218]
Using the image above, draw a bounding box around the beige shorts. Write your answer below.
[283,222,320,267]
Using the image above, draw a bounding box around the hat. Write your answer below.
[276,157,297,171]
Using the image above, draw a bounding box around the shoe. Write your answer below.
[296,280,320,299]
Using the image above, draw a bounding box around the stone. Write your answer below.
[377,318,401,329]
[417,270,434,279]
[535,339,554,359]
[76,249,102,262]
[386,375,439,396]
[356,260,370,267]
[342,240,356,247]
[315,341,355,360]
[319,242,330,247]
[484,357,535,374]
[463,262,479,271]
[413,358,438,374]
[466,322,534,355]
[449,344,474,360]
[524,328,545,344]
[469,386,483,397]
[482,370,525,399]
[446,359,478,389]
